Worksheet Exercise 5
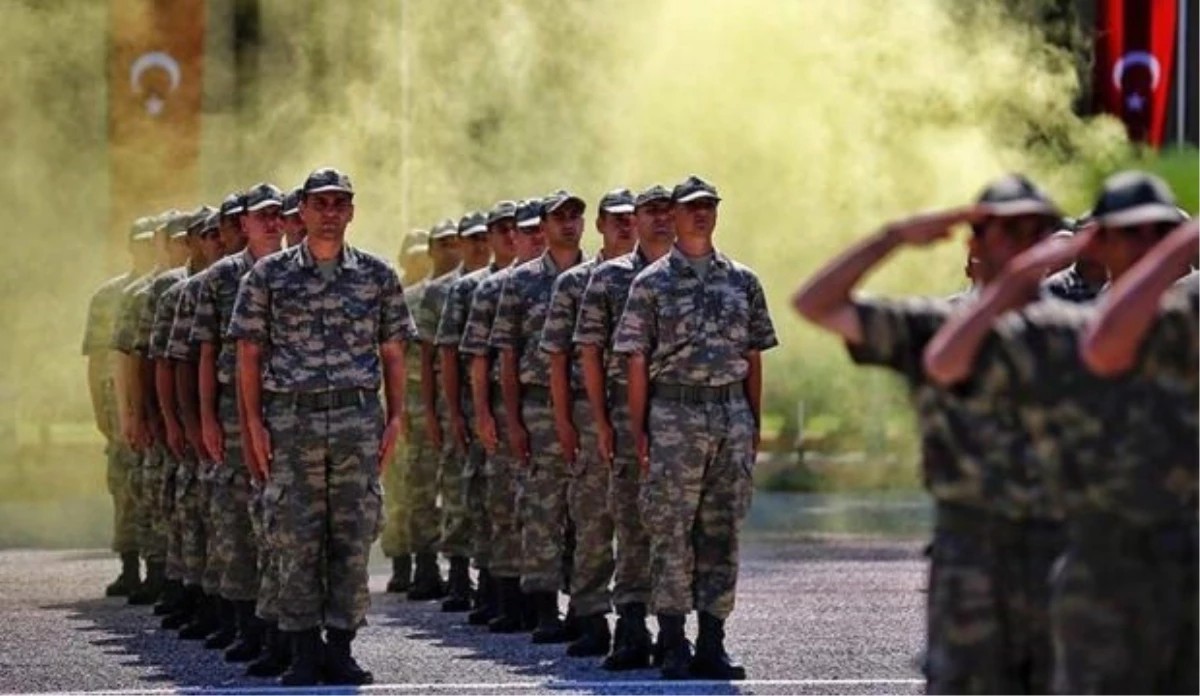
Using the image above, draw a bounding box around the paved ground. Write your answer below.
[0,537,927,695]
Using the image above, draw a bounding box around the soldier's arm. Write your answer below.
[86,354,110,439]
[155,359,180,441]
[139,355,158,442]
[627,352,649,464]
[745,351,763,448]
[440,345,464,437]
[543,275,579,440]
[576,275,613,446]
[237,340,268,479]
[470,354,492,429]
[580,347,607,432]
[1081,220,1198,376]
[380,340,408,469]
[793,207,980,344]
[198,343,220,435]
[500,348,522,433]
[175,360,203,457]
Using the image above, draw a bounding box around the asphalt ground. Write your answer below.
[0,533,928,696]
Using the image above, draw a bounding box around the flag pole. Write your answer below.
[1178,0,1187,146]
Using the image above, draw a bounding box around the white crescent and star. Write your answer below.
[129,51,182,117]
[1112,50,1162,114]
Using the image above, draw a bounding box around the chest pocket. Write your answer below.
[272,283,312,340]
[716,288,751,347]
[657,292,701,349]
[339,285,379,350]
[524,281,554,337]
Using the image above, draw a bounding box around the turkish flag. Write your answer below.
[1093,0,1178,147]
[107,0,206,250]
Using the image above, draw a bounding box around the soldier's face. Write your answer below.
[598,211,636,254]
[488,219,517,260]
[196,233,224,263]
[167,236,190,266]
[430,236,461,268]
[300,192,354,240]
[672,199,718,237]
[400,254,432,282]
[545,202,584,249]
[462,234,491,266]
[636,200,675,246]
[514,224,546,261]
[1095,223,1169,280]
[281,215,306,245]
[244,207,283,249]
[219,217,245,254]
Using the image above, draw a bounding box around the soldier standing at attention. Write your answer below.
[381,229,431,596]
[229,168,417,686]
[193,185,284,669]
[460,199,545,633]
[407,218,461,601]
[436,208,508,623]
[85,217,156,597]
[573,184,676,670]
[539,187,637,657]
[491,190,586,644]
[613,176,776,681]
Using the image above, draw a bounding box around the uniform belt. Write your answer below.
[651,382,744,404]
[521,384,586,404]
[268,388,372,412]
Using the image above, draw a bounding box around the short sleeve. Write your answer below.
[227,264,270,345]
[611,275,655,355]
[746,274,778,352]
[538,273,579,354]
[379,267,418,344]
[845,297,947,379]
[573,272,611,347]
[489,274,522,350]
[190,272,221,345]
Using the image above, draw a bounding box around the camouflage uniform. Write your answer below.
[574,250,653,609]
[192,249,263,603]
[83,270,140,555]
[460,266,521,580]
[987,287,1198,695]
[1041,265,1105,303]
[383,277,427,560]
[227,242,416,632]
[540,255,614,617]
[437,264,497,569]
[845,296,1063,694]
[490,251,583,594]
[611,246,776,621]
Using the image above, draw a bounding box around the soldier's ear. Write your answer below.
[347,201,355,224]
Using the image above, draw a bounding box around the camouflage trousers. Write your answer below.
[486,398,522,579]
[1050,519,1198,695]
[380,402,411,558]
[642,396,754,620]
[199,460,223,595]
[175,453,211,588]
[210,390,259,602]
[263,392,385,632]
[250,478,281,622]
[405,389,441,555]
[609,398,650,607]
[924,503,1063,695]
[466,439,490,568]
[518,396,570,594]
[106,438,141,555]
[138,444,168,565]
[161,452,185,580]
[566,398,614,617]
[439,396,473,559]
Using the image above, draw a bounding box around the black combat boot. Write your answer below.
[161,585,200,630]
[179,593,220,639]
[441,556,473,612]
[386,555,412,594]
[246,622,289,678]
[487,577,524,633]
[657,614,693,680]
[690,612,746,680]
[467,568,496,625]
[603,603,652,671]
[323,627,374,685]
[128,560,164,605]
[224,601,264,662]
[562,604,582,641]
[278,628,322,687]
[105,552,141,597]
[566,612,612,657]
[520,590,538,631]
[406,552,446,601]
[152,579,182,616]
[204,598,239,649]
[530,592,571,644]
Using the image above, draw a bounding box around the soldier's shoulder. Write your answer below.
[94,271,133,296]
[480,267,511,288]
[350,246,395,275]
[460,266,491,285]
[720,254,764,286]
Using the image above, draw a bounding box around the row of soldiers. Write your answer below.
[83,169,777,686]
[794,170,1198,694]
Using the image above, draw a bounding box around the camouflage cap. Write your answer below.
[129,216,158,242]
[401,229,430,257]
[671,175,721,203]
[429,218,458,240]
[976,174,1060,218]
[302,167,354,196]
[244,183,284,212]
[488,200,519,225]
[281,187,302,217]
[635,184,672,208]
[200,211,220,236]
[220,191,246,218]
[543,189,586,215]
[163,210,191,238]
[516,199,543,229]
[459,211,489,238]
[598,188,636,214]
[1091,171,1182,228]
[181,205,217,238]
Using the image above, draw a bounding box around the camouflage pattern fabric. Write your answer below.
[250,478,281,622]
[191,249,257,385]
[212,390,258,601]
[459,264,512,384]
[149,279,187,361]
[380,434,411,558]
[166,272,207,362]
[175,452,208,587]
[109,272,155,355]
[137,268,187,357]
[539,256,600,390]
[515,397,569,594]
[574,250,652,385]
[198,459,222,596]
[1041,265,1105,304]
[158,449,184,580]
[466,440,491,567]
[83,270,135,361]
[565,398,613,616]
[491,252,582,388]
[485,398,522,579]
[400,278,440,556]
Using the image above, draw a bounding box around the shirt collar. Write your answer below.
[667,244,730,274]
[294,241,360,271]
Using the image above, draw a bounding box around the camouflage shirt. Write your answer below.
[110,272,156,354]
[191,249,260,384]
[166,271,209,362]
[611,246,777,386]
[403,278,430,384]
[490,250,584,388]
[990,294,1196,526]
[539,255,603,392]
[1041,265,1105,304]
[149,278,186,361]
[415,267,464,374]
[82,271,135,359]
[226,242,417,393]
[459,264,514,385]
[436,263,496,353]
[135,267,187,357]
[573,248,653,386]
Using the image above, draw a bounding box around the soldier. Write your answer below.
[193,185,284,668]
[407,218,461,601]
[460,199,546,633]
[1042,216,1108,302]
[382,229,430,596]
[794,174,1073,694]
[539,187,637,656]
[436,209,504,621]
[281,187,306,247]
[573,184,677,670]
[490,189,587,644]
[229,167,417,686]
[613,176,776,681]
[84,216,156,597]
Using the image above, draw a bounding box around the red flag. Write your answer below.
[108,0,206,253]
[1093,0,1178,147]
